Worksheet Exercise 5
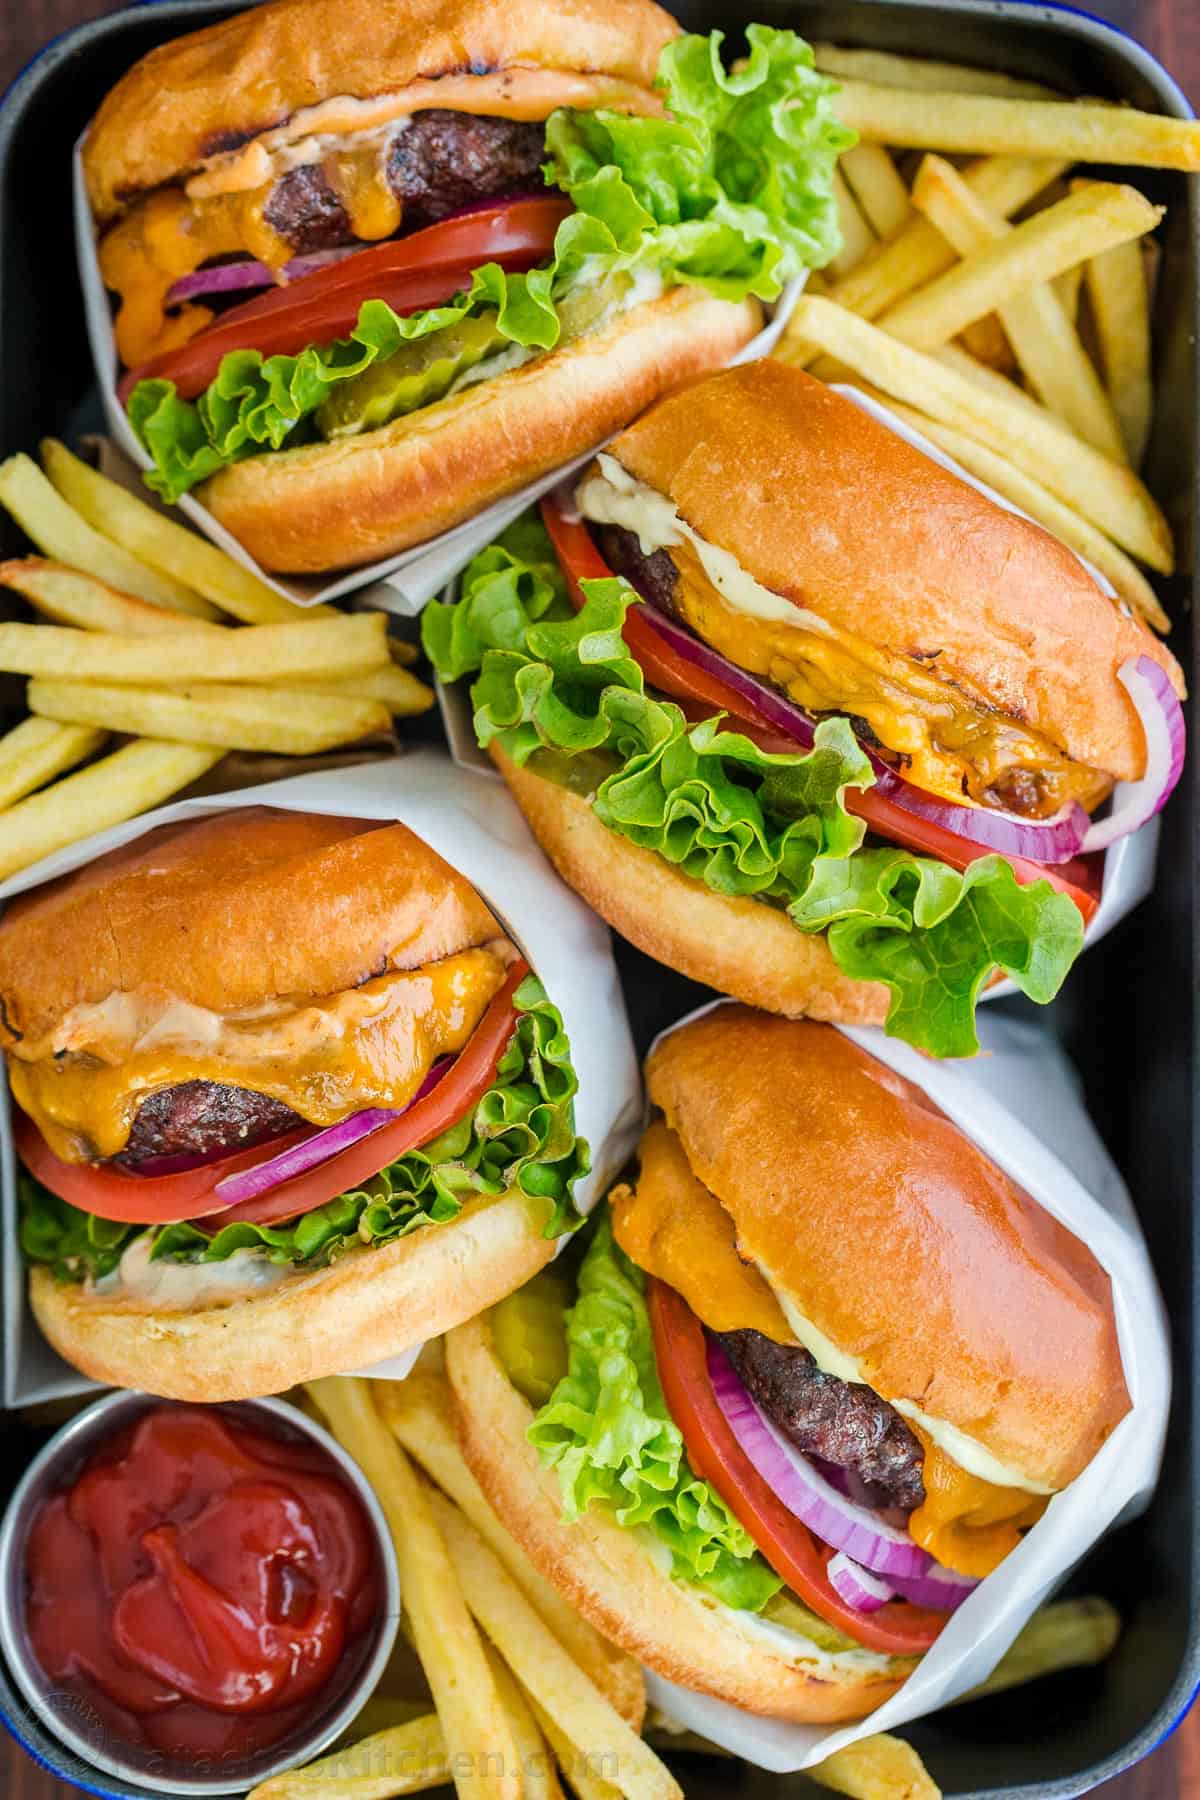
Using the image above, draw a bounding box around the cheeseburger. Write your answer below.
[86,0,850,572]
[425,360,1186,1057]
[446,1007,1130,1722]
[5,808,587,1400]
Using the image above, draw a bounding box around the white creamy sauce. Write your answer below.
[575,455,833,636]
[769,1283,1056,1497]
[722,1604,897,1676]
[93,1235,290,1308]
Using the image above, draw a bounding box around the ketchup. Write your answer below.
[24,1407,380,1763]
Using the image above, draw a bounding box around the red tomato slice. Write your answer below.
[16,959,529,1229]
[14,1112,312,1225]
[540,494,1101,925]
[119,199,572,403]
[648,1277,946,1656]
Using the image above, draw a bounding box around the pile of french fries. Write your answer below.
[776,43,1191,638]
[265,1361,1122,1800]
[0,440,432,881]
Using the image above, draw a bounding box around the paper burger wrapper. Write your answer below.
[73,139,803,612]
[0,750,642,1406]
[638,1000,1170,1771]
[435,378,1159,968]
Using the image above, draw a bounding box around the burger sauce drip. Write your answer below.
[24,1407,378,1761]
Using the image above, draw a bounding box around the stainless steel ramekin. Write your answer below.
[0,1389,401,1796]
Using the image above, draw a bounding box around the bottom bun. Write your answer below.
[494,747,889,1025]
[202,288,762,575]
[446,1312,906,1723]
[30,1192,555,1402]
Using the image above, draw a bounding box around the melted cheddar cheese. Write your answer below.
[611,1119,794,1339]
[667,541,1111,818]
[10,945,506,1163]
[908,1427,1048,1578]
[614,1121,1048,1579]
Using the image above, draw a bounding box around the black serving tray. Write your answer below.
[0,3,1195,1795]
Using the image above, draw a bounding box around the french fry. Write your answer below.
[0,740,221,882]
[0,613,388,686]
[247,1712,450,1800]
[809,1734,941,1800]
[0,454,216,618]
[39,440,334,624]
[779,297,1173,570]
[1083,223,1154,466]
[28,680,391,755]
[953,1597,1121,1704]
[427,1490,680,1800]
[0,717,107,810]
[877,183,1162,354]
[933,345,1051,420]
[484,1646,564,1800]
[910,155,1127,460]
[306,1378,523,1800]
[841,383,1169,629]
[284,664,435,716]
[528,1696,626,1800]
[829,168,877,278]
[839,144,911,239]
[800,158,1070,336]
[376,1375,645,1732]
[811,44,1060,101]
[1055,261,1085,322]
[0,559,221,636]
[832,79,1200,170]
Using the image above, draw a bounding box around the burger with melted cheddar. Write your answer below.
[446,1006,1130,1721]
[424,360,1186,1058]
[5,807,587,1401]
[85,0,851,572]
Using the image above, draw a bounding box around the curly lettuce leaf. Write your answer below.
[422,518,1085,1058]
[128,27,849,502]
[529,1213,781,1611]
[22,975,587,1285]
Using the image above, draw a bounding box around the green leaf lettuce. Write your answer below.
[529,1212,782,1611]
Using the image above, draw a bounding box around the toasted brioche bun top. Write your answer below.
[0,807,500,1051]
[645,1007,1130,1492]
[85,0,680,219]
[607,362,1183,784]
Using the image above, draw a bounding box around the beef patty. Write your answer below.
[593,523,680,614]
[263,112,549,255]
[117,1082,302,1167]
[718,1328,926,1514]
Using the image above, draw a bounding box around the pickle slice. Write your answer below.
[316,309,510,440]
[490,1265,573,1405]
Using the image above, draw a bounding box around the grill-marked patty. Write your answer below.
[718,1328,927,1514]
[117,1081,303,1167]
[262,111,549,254]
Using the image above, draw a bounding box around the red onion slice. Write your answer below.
[131,1138,288,1178]
[165,248,361,305]
[705,1337,932,1580]
[1080,655,1186,852]
[213,1057,453,1206]
[632,602,1091,865]
[827,1552,895,1613]
[890,1562,980,1613]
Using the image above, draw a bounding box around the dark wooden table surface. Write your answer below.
[0,0,1194,1795]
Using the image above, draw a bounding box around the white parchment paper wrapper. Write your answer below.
[639,1002,1170,1771]
[74,138,802,611]
[435,381,1159,967]
[0,750,641,1406]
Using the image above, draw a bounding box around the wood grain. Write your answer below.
[0,1,1194,1796]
